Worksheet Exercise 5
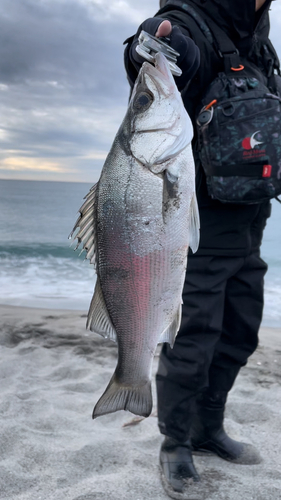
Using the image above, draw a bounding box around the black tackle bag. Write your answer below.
[194,15,281,204]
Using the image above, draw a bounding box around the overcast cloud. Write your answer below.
[0,0,281,183]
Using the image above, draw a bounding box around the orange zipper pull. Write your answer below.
[205,99,217,110]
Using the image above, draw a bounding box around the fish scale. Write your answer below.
[71,52,200,419]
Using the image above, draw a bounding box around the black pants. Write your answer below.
[156,251,268,442]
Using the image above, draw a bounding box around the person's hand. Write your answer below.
[129,17,200,90]
[155,19,172,38]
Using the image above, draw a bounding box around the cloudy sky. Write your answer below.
[0,0,281,183]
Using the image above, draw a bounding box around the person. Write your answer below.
[124,0,277,494]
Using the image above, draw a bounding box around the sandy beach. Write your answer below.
[0,304,280,500]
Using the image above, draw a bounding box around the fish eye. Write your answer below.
[133,91,154,112]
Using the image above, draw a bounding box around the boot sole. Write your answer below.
[159,466,203,500]
[192,445,263,464]
[192,448,214,456]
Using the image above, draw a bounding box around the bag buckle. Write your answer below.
[218,49,242,74]
[218,49,239,58]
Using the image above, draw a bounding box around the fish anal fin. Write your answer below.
[189,192,200,254]
[92,374,152,419]
[87,277,117,342]
[158,304,182,348]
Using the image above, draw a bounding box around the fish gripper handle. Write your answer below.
[136,30,182,77]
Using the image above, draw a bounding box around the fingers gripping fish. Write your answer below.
[70,52,200,419]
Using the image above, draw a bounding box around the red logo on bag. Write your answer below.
[262,165,272,177]
[242,131,266,160]
[242,131,263,150]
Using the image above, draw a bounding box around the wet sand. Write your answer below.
[0,304,280,500]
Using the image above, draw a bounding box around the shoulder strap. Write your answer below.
[161,0,244,74]
[201,16,243,74]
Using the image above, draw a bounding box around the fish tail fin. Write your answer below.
[92,374,152,419]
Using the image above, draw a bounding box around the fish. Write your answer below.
[70,51,200,420]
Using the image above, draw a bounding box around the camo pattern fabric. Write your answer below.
[196,74,281,204]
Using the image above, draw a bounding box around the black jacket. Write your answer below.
[124,0,276,256]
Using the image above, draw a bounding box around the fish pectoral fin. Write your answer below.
[163,168,179,198]
[92,374,152,419]
[162,167,180,221]
[158,304,182,348]
[189,192,200,253]
[87,277,117,342]
[69,182,98,267]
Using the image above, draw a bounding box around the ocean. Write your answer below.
[0,178,280,327]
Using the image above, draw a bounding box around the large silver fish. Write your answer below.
[70,52,200,419]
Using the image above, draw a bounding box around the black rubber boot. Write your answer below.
[159,436,200,493]
[191,391,262,464]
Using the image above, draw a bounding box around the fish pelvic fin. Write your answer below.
[92,374,152,419]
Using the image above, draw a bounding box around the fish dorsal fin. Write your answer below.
[189,192,200,253]
[69,183,98,267]
[87,277,117,342]
[158,304,182,347]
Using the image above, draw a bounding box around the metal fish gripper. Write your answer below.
[136,30,182,77]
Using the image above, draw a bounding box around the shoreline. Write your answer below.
[1,302,280,342]
[0,304,280,499]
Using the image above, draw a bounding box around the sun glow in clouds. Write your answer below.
[0,157,66,173]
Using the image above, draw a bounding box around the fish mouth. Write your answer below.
[139,52,175,98]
